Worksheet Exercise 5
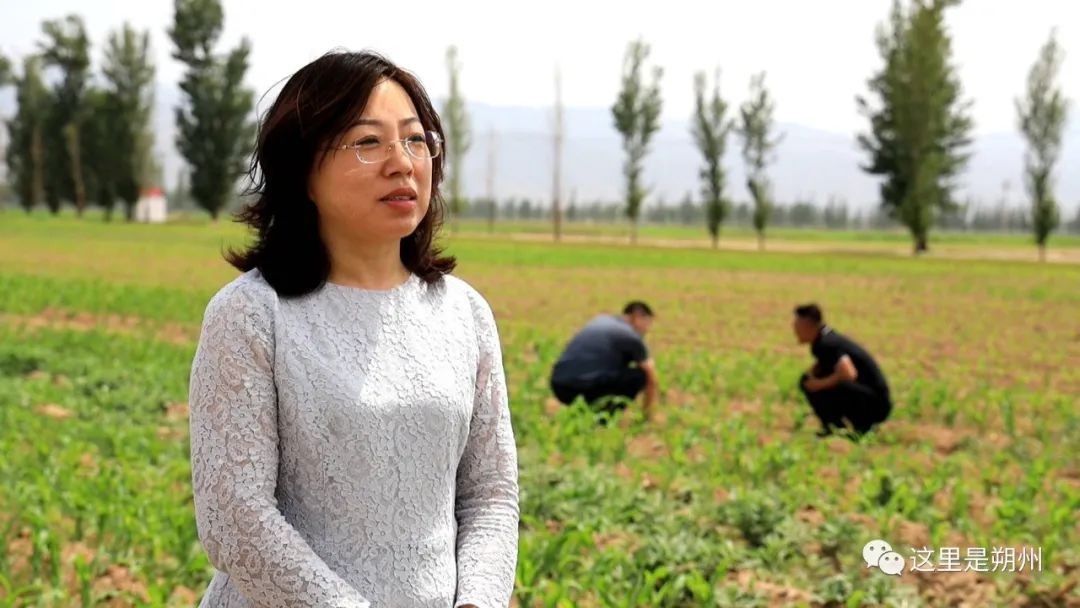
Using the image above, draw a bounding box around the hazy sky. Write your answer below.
[2,0,1077,137]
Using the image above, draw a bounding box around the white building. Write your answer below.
[134,187,168,223]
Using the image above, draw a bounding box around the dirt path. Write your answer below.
[0,309,196,345]
[463,231,1080,264]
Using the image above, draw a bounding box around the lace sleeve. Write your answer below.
[454,291,520,608]
[188,283,372,608]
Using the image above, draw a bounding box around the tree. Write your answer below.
[612,38,663,244]
[442,46,471,231]
[0,52,13,195]
[1016,29,1069,262]
[169,0,255,221]
[737,73,783,250]
[0,54,11,85]
[552,64,564,242]
[6,56,48,213]
[857,0,973,254]
[167,166,192,211]
[102,24,157,221]
[81,89,120,219]
[40,15,92,216]
[691,69,733,249]
[823,196,850,229]
[484,126,496,233]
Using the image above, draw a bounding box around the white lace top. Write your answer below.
[188,269,519,608]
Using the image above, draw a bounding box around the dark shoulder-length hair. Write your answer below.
[227,50,456,296]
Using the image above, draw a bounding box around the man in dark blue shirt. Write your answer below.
[793,303,892,437]
[550,301,659,420]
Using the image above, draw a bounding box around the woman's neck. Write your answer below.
[326,240,410,290]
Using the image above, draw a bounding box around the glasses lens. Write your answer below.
[354,132,441,163]
[405,134,431,159]
[423,131,442,159]
[355,141,384,164]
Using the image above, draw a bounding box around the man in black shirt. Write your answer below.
[549,301,660,420]
[793,303,892,436]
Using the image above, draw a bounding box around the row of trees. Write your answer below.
[858,0,1068,259]
[0,0,1071,258]
[1,17,157,220]
[422,194,1080,233]
[0,0,253,222]
[636,0,1067,255]
[438,37,783,248]
[442,0,1070,257]
[612,45,784,250]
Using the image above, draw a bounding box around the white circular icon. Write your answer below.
[862,539,893,568]
[878,551,905,576]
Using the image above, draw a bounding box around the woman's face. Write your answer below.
[308,78,433,247]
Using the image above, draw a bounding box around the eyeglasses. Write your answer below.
[334,130,443,164]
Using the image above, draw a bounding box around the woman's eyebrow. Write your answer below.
[348,117,421,128]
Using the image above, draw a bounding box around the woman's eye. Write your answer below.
[354,137,380,148]
[406,134,426,143]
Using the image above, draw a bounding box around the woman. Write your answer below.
[188,51,519,608]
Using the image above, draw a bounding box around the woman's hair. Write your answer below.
[227,50,456,296]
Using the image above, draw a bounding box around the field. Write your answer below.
[1,211,1078,607]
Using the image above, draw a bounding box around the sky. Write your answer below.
[1,0,1077,138]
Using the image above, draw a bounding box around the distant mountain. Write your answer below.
[4,84,1080,215]
[441,101,1080,215]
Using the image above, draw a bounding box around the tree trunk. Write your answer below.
[758,232,765,251]
[64,124,86,217]
[711,233,718,250]
[125,202,135,222]
[30,125,45,210]
[914,232,929,254]
[1038,243,1046,262]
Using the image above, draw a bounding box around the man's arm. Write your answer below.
[804,355,857,392]
[638,358,659,420]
